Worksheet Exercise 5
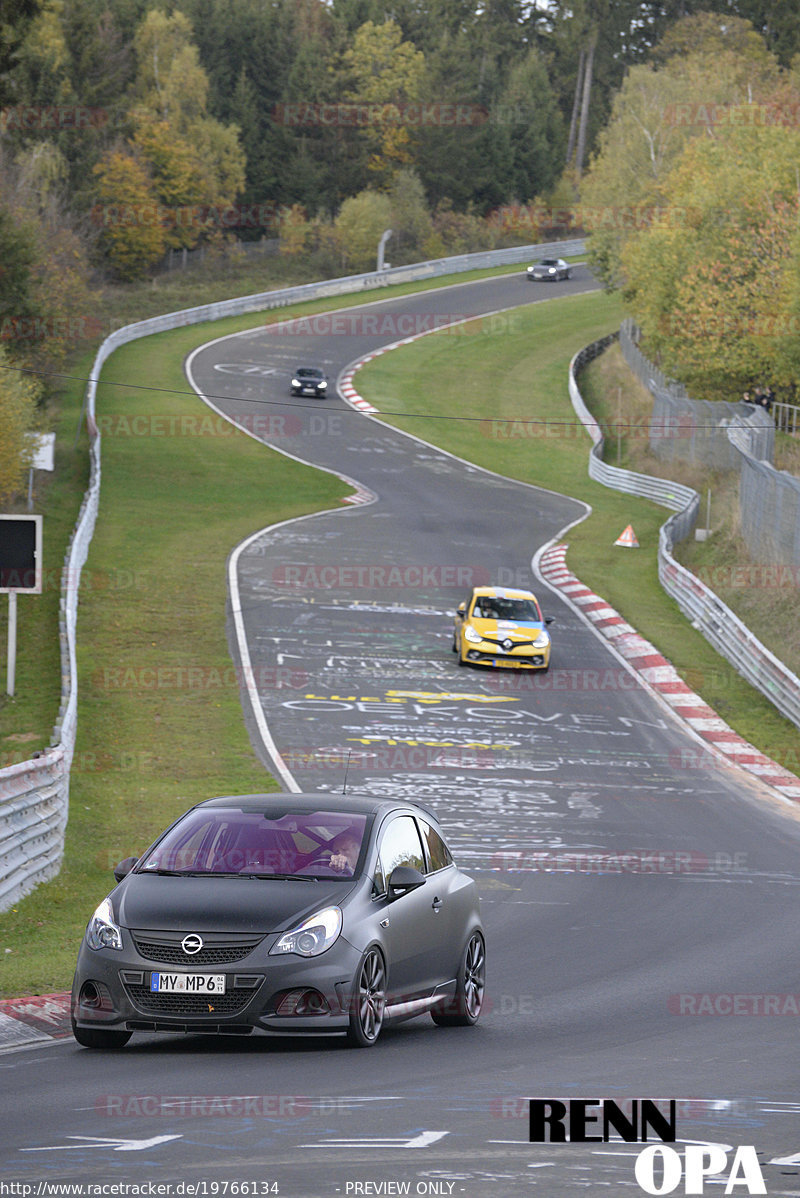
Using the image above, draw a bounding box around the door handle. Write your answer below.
[431,896,442,912]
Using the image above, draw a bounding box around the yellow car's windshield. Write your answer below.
[471,597,541,622]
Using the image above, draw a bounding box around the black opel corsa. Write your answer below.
[71,793,485,1049]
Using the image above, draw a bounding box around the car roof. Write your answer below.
[196,792,439,822]
[469,585,538,600]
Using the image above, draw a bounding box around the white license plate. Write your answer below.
[150,972,226,994]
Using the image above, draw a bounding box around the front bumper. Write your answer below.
[72,934,364,1038]
[463,646,549,669]
[462,637,550,666]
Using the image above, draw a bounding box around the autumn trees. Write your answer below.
[90,9,245,278]
[3,0,800,408]
[581,12,800,399]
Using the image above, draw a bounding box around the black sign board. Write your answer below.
[0,515,42,593]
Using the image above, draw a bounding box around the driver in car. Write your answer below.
[328,830,361,875]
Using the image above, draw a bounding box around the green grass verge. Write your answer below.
[355,290,800,773]
[0,365,89,769]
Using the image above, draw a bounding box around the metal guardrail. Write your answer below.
[0,237,586,913]
[568,337,698,517]
[569,336,800,731]
[774,402,800,436]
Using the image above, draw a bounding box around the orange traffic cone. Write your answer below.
[614,524,639,548]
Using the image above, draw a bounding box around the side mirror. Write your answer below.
[113,856,138,883]
[456,602,466,617]
[545,616,554,626]
[387,865,425,899]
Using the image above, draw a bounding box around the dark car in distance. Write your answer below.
[71,793,485,1049]
[290,366,328,397]
[526,258,571,281]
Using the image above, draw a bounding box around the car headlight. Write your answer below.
[270,906,342,957]
[533,631,550,648]
[291,378,300,387]
[464,624,482,644]
[548,267,556,274]
[317,380,327,388]
[85,897,123,951]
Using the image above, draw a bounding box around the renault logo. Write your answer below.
[502,639,514,651]
[182,933,204,955]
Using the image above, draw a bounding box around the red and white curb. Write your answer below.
[338,316,489,416]
[0,992,71,1049]
[341,480,374,505]
[538,543,800,802]
[339,354,382,413]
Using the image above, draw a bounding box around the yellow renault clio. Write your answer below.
[453,586,553,671]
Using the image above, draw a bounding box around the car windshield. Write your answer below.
[137,809,368,878]
[539,259,559,266]
[297,368,322,378]
[472,596,542,621]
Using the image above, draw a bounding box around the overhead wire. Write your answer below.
[0,361,750,431]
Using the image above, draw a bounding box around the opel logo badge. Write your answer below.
[182,933,203,955]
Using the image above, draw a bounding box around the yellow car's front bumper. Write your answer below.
[460,640,550,670]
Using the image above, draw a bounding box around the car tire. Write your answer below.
[452,631,458,652]
[71,1019,131,1049]
[346,947,386,1047]
[457,648,467,667]
[432,931,485,1027]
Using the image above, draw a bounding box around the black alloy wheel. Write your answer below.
[432,931,485,1027]
[347,947,386,1047]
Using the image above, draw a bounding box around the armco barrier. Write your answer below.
[569,337,800,730]
[0,238,584,912]
[569,336,698,519]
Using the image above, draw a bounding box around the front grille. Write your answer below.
[483,636,533,650]
[131,932,263,966]
[125,981,262,1017]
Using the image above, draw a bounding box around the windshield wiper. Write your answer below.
[140,868,319,880]
[240,872,312,880]
[138,867,192,876]
[140,868,252,877]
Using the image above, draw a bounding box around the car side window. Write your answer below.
[378,816,425,883]
[418,819,453,873]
